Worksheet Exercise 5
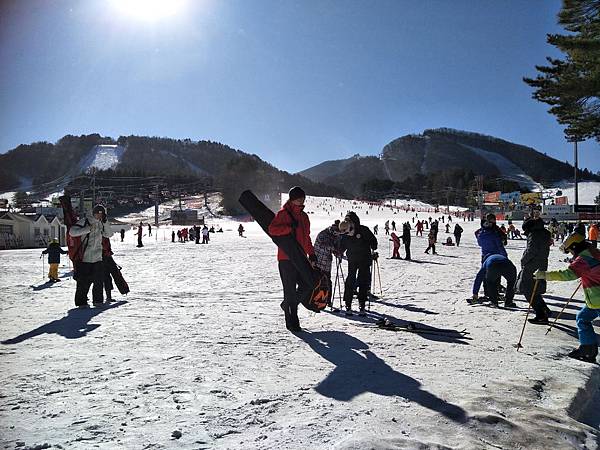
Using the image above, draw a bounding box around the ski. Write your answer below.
[356,319,469,337]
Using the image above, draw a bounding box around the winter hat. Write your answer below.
[92,205,106,215]
[345,211,360,226]
[288,186,306,201]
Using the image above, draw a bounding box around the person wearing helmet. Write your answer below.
[41,238,68,282]
[534,232,600,363]
[69,204,113,308]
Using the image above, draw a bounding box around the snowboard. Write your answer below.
[238,190,330,312]
[104,255,130,295]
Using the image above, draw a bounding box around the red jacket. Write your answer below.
[268,201,315,261]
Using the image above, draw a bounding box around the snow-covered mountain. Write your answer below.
[299,128,594,195]
[78,145,125,172]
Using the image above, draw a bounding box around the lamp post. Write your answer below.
[574,140,579,209]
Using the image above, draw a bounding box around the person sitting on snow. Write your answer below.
[533,232,600,363]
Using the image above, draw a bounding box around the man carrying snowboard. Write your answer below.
[268,187,317,332]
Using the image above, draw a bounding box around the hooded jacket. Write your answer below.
[42,242,67,264]
[69,213,113,263]
[339,212,378,263]
[521,218,551,269]
[268,200,315,261]
[475,223,507,262]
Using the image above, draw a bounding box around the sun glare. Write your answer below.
[111,0,187,22]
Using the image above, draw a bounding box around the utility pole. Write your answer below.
[574,140,579,209]
[91,169,96,206]
[154,184,159,226]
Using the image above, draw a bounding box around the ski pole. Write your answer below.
[545,282,582,335]
[376,259,383,297]
[515,278,540,351]
[41,255,45,280]
[332,260,339,309]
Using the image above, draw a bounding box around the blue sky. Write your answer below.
[0,0,597,174]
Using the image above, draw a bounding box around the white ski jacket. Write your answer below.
[69,214,113,263]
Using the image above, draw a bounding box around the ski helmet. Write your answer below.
[559,232,585,254]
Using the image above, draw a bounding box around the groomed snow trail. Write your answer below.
[1,196,599,449]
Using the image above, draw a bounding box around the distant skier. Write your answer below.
[471,254,517,308]
[202,225,210,244]
[589,222,599,249]
[390,232,401,259]
[194,225,200,244]
[401,222,411,260]
[384,220,390,235]
[148,224,152,236]
[171,230,175,243]
[136,222,144,248]
[373,224,378,235]
[534,233,600,362]
[424,229,437,255]
[339,211,378,315]
[391,220,396,231]
[268,186,316,332]
[445,223,450,233]
[416,220,424,237]
[453,223,463,247]
[238,224,245,237]
[120,228,125,242]
[41,238,67,282]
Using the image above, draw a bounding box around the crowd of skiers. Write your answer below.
[471,209,600,363]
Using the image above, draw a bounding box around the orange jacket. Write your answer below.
[590,224,599,241]
[268,201,315,261]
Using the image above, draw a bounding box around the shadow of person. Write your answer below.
[30,281,57,291]
[1,301,127,344]
[372,299,439,315]
[299,330,468,423]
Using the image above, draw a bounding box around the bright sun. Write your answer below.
[111,0,187,22]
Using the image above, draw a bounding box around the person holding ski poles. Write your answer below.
[268,186,317,332]
[338,211,378,316]
[41,238,68,282]
[533,232,600,363]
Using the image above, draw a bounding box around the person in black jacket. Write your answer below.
[453,223,464,247]
[401,222,411,260]
[41,239,68,282]
[516,212,552,324]
[339,211,378,316]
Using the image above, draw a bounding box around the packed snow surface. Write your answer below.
[1,195,599,449]
[554,181,600,206]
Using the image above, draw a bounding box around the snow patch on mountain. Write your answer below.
[552,181,600,205]
[79,145,125,172]
[461,144,543,190]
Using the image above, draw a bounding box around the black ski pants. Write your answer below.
[278,260,310,328]
[344,260,371,308]
[404,239,411,260]
[484,260,516,304]
[454,233,462,246]
[74,261,104,306]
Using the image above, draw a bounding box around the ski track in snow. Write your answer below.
[1,196,599,449]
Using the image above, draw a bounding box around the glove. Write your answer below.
[309,254,317,268]
[534,270,546,280]
[372,252,379,260]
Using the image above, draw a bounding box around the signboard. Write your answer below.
[542,205,572,215]
[521,192,542,205]
[555,196,568,205]
[484,191,501,203]
[574,205,599,213]
[499,191,521,204]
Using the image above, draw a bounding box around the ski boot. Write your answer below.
[345,304,353,316]
[567,345,598,363]
[358,306,366,317]
[528,315,549,325]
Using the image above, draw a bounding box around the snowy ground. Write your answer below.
[1,195,599,449]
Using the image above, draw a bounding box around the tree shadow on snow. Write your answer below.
[1,301,127,344]
[299,330,468,423]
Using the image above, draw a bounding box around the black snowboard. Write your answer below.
[238,190,330,312]
[104,255,130,295]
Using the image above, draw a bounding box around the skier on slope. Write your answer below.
[516,210,552,324]
[402,222,412,260]
[202,225,210,244]
[338,211,378,316]
[41,238,68,282]
[268,186,317,332]
[424,229,437,255]
[453,223,464,247]
[534,232,600,362]
[136,222,144,247]
[384,220,390,235]
[470,254,517,307]
[390,232,401,259]
[416,220,424,237]
[238,224,245,237]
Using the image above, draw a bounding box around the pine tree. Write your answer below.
[523,0,600,142]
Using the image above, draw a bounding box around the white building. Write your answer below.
[0,213,66,249]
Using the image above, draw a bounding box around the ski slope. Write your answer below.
[79,145,125,172]
[1,195,599,449]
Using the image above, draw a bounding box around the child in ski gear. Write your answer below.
[424,229,437,254]
[472,254,517,307]
[41,239,67,282]
[390,232,401,259]
[314,221,341,275]
[338,211,378,315]
[69,205,113,307]
[475,214,507,262]
[516,212,551,324]
[534,232,600,362]
[453,223,463,246]
[268,186,316,332]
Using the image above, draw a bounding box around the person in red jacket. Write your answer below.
[268,186,317,332]
[390,232,401,259]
